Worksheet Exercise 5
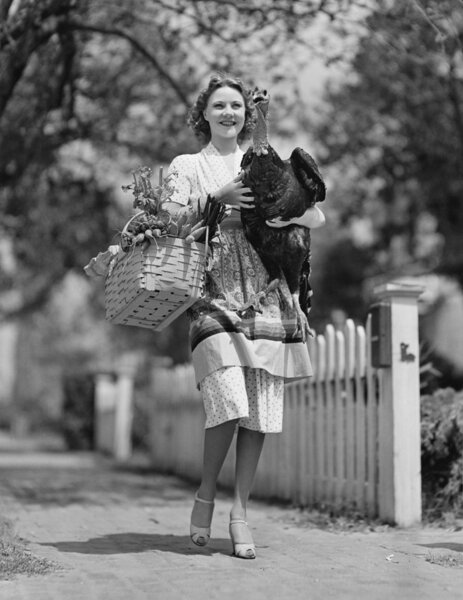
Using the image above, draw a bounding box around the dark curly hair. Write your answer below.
[187,73,256,145]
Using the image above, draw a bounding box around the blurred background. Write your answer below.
[1,0,462,450]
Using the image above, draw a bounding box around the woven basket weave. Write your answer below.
[105,236,206,331]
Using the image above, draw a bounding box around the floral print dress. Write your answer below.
[162,142,312,432]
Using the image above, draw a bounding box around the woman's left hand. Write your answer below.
[266,205,326,229]
[216,176,254,209]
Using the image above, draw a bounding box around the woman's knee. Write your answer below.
[206,418,239,432]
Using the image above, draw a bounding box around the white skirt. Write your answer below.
[200,366,284,433]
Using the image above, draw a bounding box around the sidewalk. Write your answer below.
[1,445,463,600]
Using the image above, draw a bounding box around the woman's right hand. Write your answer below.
[216,176,254,209]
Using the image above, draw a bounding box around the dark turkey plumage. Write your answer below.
[240,89,326,339]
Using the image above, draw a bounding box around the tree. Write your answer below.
[1,0,360,322]
[315,0,463,316]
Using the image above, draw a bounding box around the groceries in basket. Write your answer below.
[84,166,227,331]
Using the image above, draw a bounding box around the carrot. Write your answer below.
[179,223,191,238]
[190,219,206,232]
[185,225,208,244]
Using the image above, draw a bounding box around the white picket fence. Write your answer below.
[146,283,424,525]
[94,366,135,461]
[93,283,421,523]
[148,317,381,516]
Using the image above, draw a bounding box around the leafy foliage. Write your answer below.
[314,0,463,318]
[421,388,463,518]
[0,0,353,321]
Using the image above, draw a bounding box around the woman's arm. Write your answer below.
[266,204,326,229]
[161,156,254,213]
[160,155,195,214]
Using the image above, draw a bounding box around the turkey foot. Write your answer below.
[291,293,312,342]
[237,278,280,316]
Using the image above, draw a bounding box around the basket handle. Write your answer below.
[122,210,146,235]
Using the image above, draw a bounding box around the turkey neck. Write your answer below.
[253,105,269,153]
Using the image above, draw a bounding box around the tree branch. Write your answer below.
[62,19,190,107]
[0,0,14,21]
[0,0,78,118]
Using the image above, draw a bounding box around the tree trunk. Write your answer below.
[0,0,15,20]
[0,0,76,117]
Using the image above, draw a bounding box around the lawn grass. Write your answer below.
[0,515,58,580]
[425,552,463,568]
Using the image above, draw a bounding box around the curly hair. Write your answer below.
[187,73,256,145]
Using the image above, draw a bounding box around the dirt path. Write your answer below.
[1,450,463,600]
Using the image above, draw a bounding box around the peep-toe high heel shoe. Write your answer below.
[229,518,256,559]
[190,493,215,546]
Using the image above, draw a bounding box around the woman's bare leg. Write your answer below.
[192,419,238,527]
[231,427,265,520]
[228,427,265,555]
[198,419,238,499]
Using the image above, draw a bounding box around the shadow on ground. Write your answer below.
[40,533,232,557]
[419,542,463,553]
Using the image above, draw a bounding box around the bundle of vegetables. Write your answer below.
[120,167,226,251]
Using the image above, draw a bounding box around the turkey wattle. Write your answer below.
[240,88,326,340]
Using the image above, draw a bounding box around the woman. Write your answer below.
[161,73,315,559]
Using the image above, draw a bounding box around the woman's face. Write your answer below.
[203,86,246,143]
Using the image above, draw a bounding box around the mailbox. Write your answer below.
[370,302,392,367]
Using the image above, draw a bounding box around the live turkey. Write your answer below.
[240,88,326,341]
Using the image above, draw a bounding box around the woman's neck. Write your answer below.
[210,136,238,155]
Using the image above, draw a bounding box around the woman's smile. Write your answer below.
[203,86,246,142]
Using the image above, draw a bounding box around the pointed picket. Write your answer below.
[344,320,356,506]
[355,325,367,512]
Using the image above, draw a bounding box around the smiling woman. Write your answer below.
[157,72,314,560]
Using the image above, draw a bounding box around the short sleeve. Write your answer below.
[161,154,196,207]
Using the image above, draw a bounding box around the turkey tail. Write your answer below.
[290,147,326,204]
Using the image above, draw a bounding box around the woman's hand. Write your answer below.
[216,176,254,209]
[266,205,326,229]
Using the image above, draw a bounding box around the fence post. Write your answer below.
[372,282,423,526]
[94,355,138,461]
[113,365,135,461]
[94,371,118,454]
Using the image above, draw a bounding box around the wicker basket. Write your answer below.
[105,235,206,331]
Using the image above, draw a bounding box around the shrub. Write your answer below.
[421,388,463,518]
